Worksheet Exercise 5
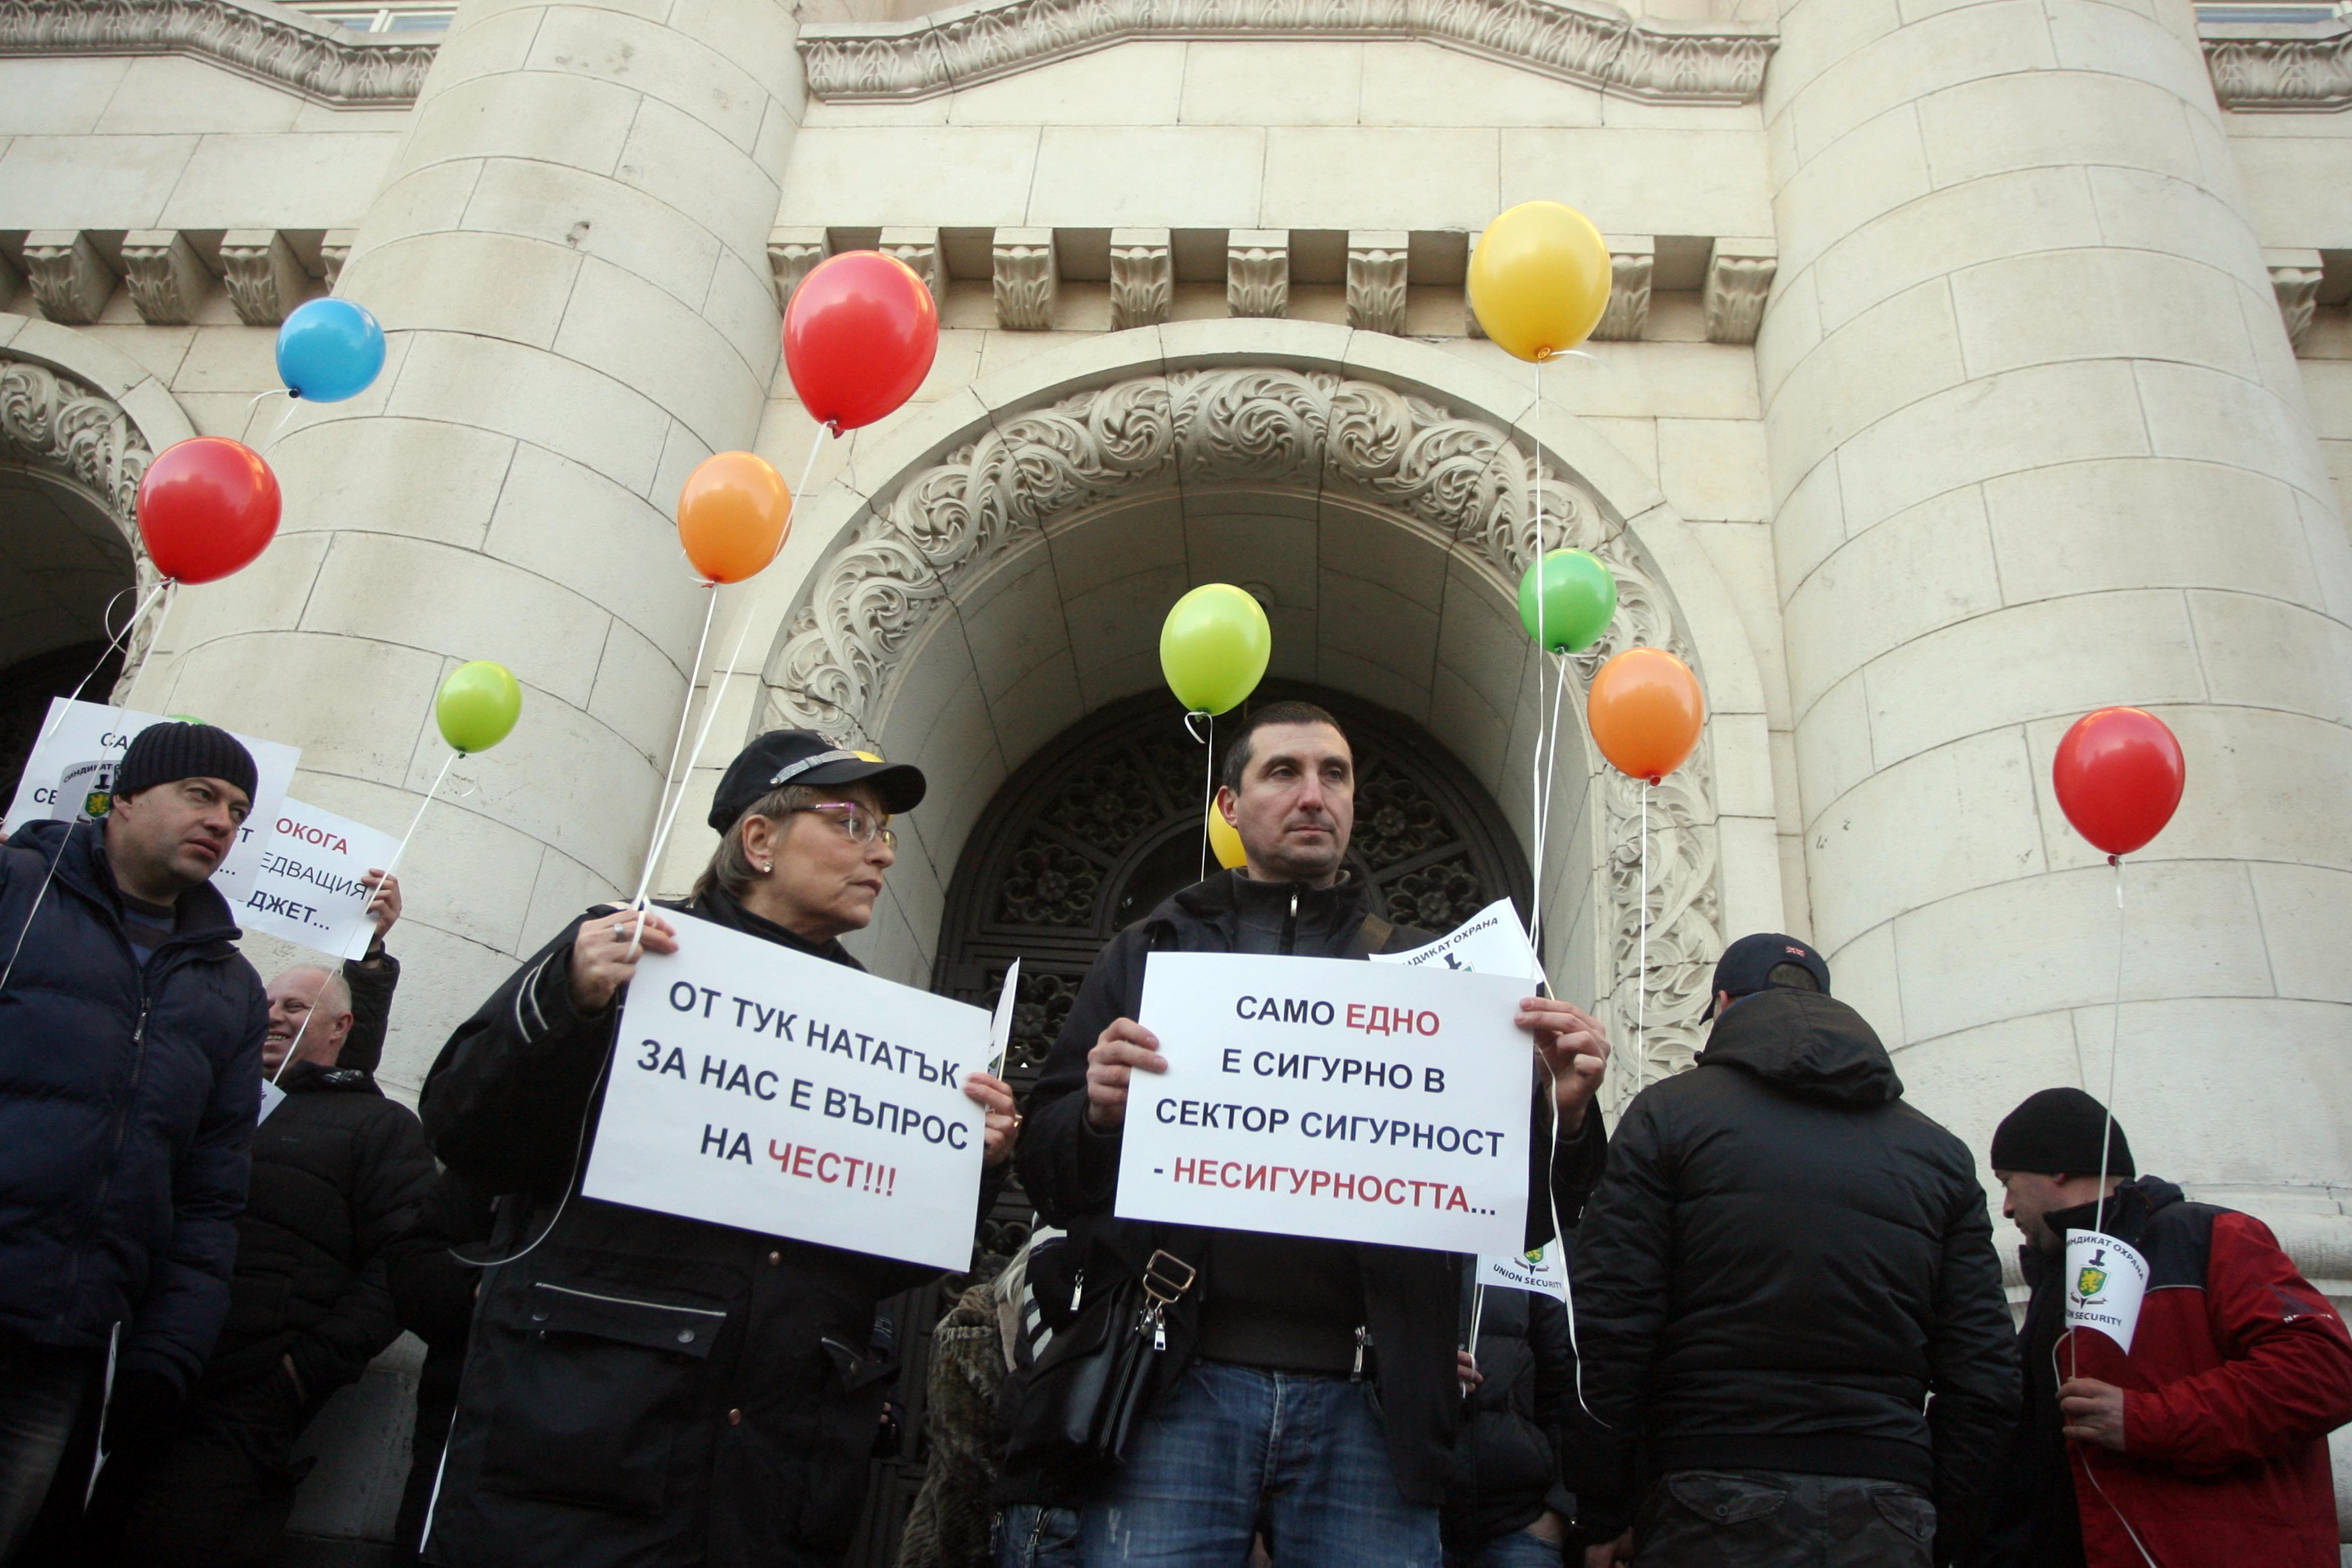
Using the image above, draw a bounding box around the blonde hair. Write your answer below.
[695,783,823,903]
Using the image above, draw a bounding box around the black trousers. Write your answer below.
[0,1331,94,1568]
[1634,1470,1936,1568]
[89,1371,313,1568]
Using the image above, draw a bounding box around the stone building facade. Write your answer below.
[4,0,2352,1548]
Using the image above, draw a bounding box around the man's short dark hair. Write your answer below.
[1763,962,1820,993]
[1220,701,1347,791]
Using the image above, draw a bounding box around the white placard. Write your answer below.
[238,799,399,961]
[988,957,1021,1078]
[1479,1240,1569,1301]
[582,911,991,1271]
[257,1079,287,1125]
[2065,1229,2149,1354]
[2,699,299,913]
[1115,952,1532,1255]
[1372,896,1545,986]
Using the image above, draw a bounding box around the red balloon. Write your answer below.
[136,438,280,584]
[2052,706,2184,859]
[783,251,939,433]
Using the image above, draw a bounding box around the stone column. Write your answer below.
[1760,0,2352,1203]
[141,0,804,1082]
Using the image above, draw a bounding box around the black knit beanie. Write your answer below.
[1989,1087,2134,1179]
[115,722,258,803]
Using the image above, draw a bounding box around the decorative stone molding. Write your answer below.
[1703,238,1774,345]
[1591,237,1652,342]
[1109,229,1172,331]
[1347,232,1410,336]
[763,366,1721,1082]
[0,353,153,535]
[0,0,433,109]
[880,227,942,301]
[2266,248,2324,355]
[2203,20,2352,111]
[121,230,210,326]
[768,227,829,311]
[23,232,116,326]
[321,229,357,292]
[993,228,1058,331]
[1228,232,1289,319]
[799,0,1774,105]
[221,229,306,326]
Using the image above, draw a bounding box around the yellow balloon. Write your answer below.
[1468,202,1613,363]
[1207,802,1246,870]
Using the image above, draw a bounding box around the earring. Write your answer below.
[757,860,773,874]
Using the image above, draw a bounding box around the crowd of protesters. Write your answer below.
[0,709,2347,1568]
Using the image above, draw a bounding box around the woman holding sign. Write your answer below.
[415,730,1019,1568]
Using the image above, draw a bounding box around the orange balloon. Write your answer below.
[1587,647,1704,784]
[678,451,791,583]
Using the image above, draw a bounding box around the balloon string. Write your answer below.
[377,751,458,898]
[2094,856,2127,1239]
[627,581,721,913]
[627,428,835,958]
[22,580,173,761]
[1188,711,1214,883]
[1526,356,1547,975]
[1635,779,1649,1096]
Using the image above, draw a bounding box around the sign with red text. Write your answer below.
[238,799,397,961]
[3,699,298,913]
[582,911,991,1270]
[1115,952,1532,1254]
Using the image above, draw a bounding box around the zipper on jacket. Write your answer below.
[1282,888,1298,955]
[1351,1324,1372,1381]
[64,994,150,1326]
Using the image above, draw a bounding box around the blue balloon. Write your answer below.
[275,297,385,403]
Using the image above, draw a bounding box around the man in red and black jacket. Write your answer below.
[1977,1088,2352,1568]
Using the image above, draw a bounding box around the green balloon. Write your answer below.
[168,714,205,725]
[1160,584,1272,716]
[1518,549,1616,653]
[436,660,523,754]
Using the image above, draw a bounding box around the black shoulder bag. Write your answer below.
[999,1232,1203,1474]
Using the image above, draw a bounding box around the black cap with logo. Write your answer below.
[706,730,927,834]
[1702,931,1832,1019]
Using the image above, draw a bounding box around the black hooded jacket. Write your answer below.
[1448,1280,1576,1549]
[1018,870,1608,1507]
[1565,989,2018,1556]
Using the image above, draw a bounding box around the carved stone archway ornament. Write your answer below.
[763,360,1724,1094]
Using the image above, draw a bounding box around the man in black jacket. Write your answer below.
[86,875,433,1566]
[1018,701,1612,1568]
[1566,934,2018,1568]
[0,722,267,1567]
[1447,1276,1575,1567]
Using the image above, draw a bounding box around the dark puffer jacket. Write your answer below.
[1448,1279,1575,1551]
[418,888,1005,1568]
[204,1052,436,1397]
[0,817,265,1392]
[1018,870,1607,1507]
[1566,988,2019,1559]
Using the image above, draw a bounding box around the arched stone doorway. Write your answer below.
[0,334,180,797]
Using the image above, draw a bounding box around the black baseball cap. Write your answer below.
[1702,932,1831,1019]
[706,730,926,833]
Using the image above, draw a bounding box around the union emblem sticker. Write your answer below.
[2076,1264,2108,1300]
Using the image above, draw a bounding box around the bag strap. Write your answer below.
[1359,912,1396,955]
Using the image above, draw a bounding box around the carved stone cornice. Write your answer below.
[762,366,1720,1083]
[1110,229,1172,331]
[23,232,117,326]
[1228,232,1289,319]
[993,228,1058,331]
[221,229,306,326]
[1591,239,1651,342]
[2204,20,2352,111]
[800,0,1773,105]
[1347,232,1410,336]
[1704,238,1774,345]
[0,0,433,109]
[122,230,210,325]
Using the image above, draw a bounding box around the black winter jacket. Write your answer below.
[207,1054,436,1398]
[1565,989,2019,1557]
[0,818,266,1392]
[1448,1280,1576,1549]
[1018,870,1607,1507]
[417,889,1005,1568]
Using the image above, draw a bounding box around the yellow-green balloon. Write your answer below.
[1160,584,1271,716]
[436,661,522,754]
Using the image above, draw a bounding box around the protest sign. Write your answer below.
[2065,1229,2149,1353]
[1115,952,1532,1254]
[257,1079,286,1126]
[582,911,991,1271]
[1372,896,1544,986]
[988,958,1020,1078]
[238,799,398,961]
[3,699,297,912]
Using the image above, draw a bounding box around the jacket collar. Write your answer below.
[1160,867,1372,936]
[2018,1174,2183,1289]
[277,1059,381,1097]
[681,885,865,971]
[16,817,243,954]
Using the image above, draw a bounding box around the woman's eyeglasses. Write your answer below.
[791,801,897,849]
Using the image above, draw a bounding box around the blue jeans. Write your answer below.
[997,1503,1080,1568]
[1450,1525,1563,1568]
[1073,1360,1442,1568]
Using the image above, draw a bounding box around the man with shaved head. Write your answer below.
[83,873,436,1566]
